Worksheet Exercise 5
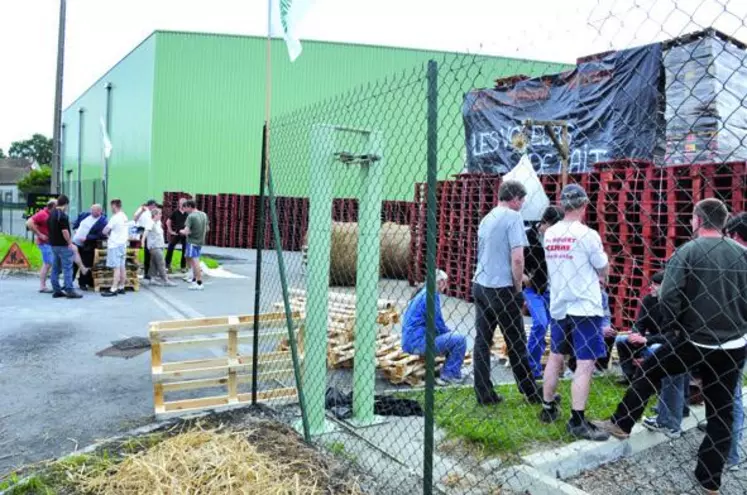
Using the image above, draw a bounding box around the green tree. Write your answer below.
[9,134,53,165]
[17,166,51,194]
[0,148,6,159]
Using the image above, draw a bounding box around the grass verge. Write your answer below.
[404,375,653,459]
[0,234,42,270]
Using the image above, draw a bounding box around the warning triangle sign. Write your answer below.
[0,242,31,269]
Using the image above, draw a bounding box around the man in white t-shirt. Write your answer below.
[101,198,130,297]
[539,184,610,441]
[134,199,157,281]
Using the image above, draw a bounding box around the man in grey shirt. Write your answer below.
[473,180,541,405]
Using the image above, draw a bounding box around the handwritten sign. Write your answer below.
[0,242,31,270]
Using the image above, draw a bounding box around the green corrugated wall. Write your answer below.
[64,31,569,207]
[62,35,156,217]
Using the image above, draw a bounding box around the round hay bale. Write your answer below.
[329,222,359,286]
[303,221,412,286]
[380,222,411,279]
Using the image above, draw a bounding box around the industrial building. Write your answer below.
[61,30,566,213]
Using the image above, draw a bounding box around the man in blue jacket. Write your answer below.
[402,270,467,385]
[72,204,108,290]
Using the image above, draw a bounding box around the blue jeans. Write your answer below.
[435,332,467,380]
[656,372,688,431]
[728,369,745,466]
[51,246,74,292]
[524,288,550,378]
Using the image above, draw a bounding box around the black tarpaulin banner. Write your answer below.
[462,42,663,174]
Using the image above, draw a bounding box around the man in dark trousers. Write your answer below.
[595,198,747,494]
[47,195,82,299]
[524,205,564,379]
[473,180,541,406]
[165,197,189,273]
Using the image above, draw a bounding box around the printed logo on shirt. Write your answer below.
[545,236,576,260]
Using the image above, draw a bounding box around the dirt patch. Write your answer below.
[0,324,75,357]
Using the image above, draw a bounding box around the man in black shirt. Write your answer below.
[47,195,82,299]
[165,197,189,272]
[595,198,747,493]
[615,271,668,383]
[524,205,564,378]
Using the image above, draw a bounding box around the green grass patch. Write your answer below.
[0,234,42,270]
[403,375,653,458]
[135,248,219,270]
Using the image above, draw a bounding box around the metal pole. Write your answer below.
[267,167,311,443]
[51,0,67,194]
[77,108,84,215]
[423,59,438,495]
[104,83,112,213]
[251,124,269,404]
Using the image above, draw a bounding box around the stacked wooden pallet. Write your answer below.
[92,248,140,292]
[376,336,473,387]
[275,289,400,368]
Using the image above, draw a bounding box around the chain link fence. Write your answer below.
[152,2,747,494]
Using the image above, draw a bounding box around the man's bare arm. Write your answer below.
[511,247,525,293]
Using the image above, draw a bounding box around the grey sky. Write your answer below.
[1,0,745,152]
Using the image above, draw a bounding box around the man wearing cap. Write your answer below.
[540,184,610,441]
[134,199,158,281]
[524,205,565,379]
[473,180,542,406]
[402,269,467,386]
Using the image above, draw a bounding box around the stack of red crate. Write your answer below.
[195,194,218,246]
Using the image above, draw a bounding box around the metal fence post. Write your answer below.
[252,124,269,404]
[423,59,438,495]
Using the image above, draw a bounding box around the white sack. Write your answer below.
[503,154,550,222]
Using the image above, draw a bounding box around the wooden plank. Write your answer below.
[227,318,238,403]
[159,330,289,352]
[151,317,303,340]
[150,325,162,371]
[161,369,295,393]
[150,311,301,333]
[237,387,297,402]
[159,388,298,416]
[154,383,164,413]
[155,357,294,382]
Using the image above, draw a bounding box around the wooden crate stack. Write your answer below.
[376,338,473,387]
[92,248,140,292]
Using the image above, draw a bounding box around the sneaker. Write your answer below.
[527,393,562,405]
[101,290,117,298]
[567,420,611,441]
[150,279,164,286]
[563,369,575,380]
[164,280,178,287]
[52,291,65,298]
[63,290,82,299]
[39,288,54,294]
[642,417,681,438]
[592,419,630,440]
[188,282,204,291]
[117,288,126,295]
[183,273,194,282]
[539,406,560,424]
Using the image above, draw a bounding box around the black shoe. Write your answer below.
[683,407,691,418]
[477,394,504,406]
[52,291,65,298]
[117,288,126,295]
[539,406,560,423]
[63,290,82,299]
[616,376,631,386]
[567,420,611,441]
[101,291,117,297]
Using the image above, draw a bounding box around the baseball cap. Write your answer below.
[560,184,589,210]
[145,199,158,206]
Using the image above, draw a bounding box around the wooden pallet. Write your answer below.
[492,326,620,365]
[92,249,141,292]
[377,339,474,387]
[149,311,304,418]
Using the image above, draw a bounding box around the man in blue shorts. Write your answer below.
[180,200,209,291]
[539,184,610,441]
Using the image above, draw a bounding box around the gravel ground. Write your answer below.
[570,428,747,495]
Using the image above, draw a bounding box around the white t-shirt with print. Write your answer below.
[106,211,130,248]
[544,220,608,320]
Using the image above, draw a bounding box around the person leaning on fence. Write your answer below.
[165,197,189,273]
[143,208,176,287]
[72,204,107,291]
[472,180,542,406]
[539,184,610,441]
[594,198,747,494]
[523,205,564,379]
[401,270,467,386]
[25,199,56,293]
[101,199,130,297]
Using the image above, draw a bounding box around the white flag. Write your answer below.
[100,117,112,159]
[270,0,314,62]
